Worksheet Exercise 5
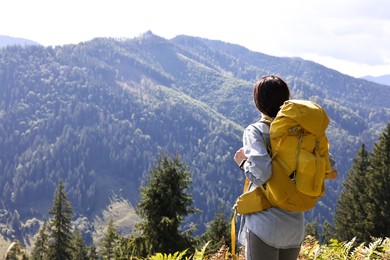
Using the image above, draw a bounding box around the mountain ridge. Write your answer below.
[361,74,390,86]
[0,32,389,251]
[0,35,41,47]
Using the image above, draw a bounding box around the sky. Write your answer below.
[1,0,390,78]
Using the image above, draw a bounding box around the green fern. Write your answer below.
[148,249,188,260]
[299,236,390,259]
[365,238,384,259]
[147,237,390,260]
[350,242,366,259]
[147,242,210,260]
[192,241,210,260]
[342,236,357,259]
[383,238,390,257]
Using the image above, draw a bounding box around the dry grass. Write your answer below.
[0,235,11,258]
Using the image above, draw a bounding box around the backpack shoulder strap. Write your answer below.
[260,114,273,126]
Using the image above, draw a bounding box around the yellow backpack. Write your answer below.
[264,99,332,211]
[235,100,332,214]
[231,100,333,257]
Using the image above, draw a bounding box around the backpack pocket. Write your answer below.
[296,149,326,197]
[234,187,271,214]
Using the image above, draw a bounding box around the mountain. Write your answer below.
[0,31,389,250]
[0,35,41,48]
[361,74,390,86]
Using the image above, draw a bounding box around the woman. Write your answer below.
[233,75,303,259]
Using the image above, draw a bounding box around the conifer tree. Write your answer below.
[334,144,372,242]
[86,245,99,260]
[135,154,196,256]
[305,219,319,240]
[72,228,88,260]
[47,180,74,260]
[113,236,134,259]
[199,212,230,254]
[321,220,335,244]
[365,123,390,239]
[100,219,119,260]
[31,222,49,260]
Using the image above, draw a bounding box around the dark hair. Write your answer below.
[253,75,290,117]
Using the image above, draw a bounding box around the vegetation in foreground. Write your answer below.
[149,236,390,259]
[5,235,390,259]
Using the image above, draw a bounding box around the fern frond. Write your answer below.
[192,241,210,260]
[177,249,189,260]
[149,249,188,260]
[382,238,390,258]
[365,237,384,259]
[350,242,365,259]
[342,237,356,258]
[149,252,164,260]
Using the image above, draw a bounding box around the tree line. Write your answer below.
[305,122,390,245]
[0,41,243,236]
[5,122,390,259]
[5,154,230,259]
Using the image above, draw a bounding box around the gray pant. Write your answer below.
[246,230,301,260]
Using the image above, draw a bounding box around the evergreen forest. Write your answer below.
[0,31,389,257]
[5,124,390,259]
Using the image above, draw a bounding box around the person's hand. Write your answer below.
[326,170,337,180]
[234,147,247,166]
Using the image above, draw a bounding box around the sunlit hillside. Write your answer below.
[0,32,389,256]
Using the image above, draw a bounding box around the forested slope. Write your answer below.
[0,32,389,244]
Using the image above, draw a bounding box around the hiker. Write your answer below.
[233,75,337,260]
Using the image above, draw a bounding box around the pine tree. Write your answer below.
[321,220,335,244]
[334,144,372,242]
[72,228,88,260]
[47,180,74,260]
[135,154,196,256]
[199,212,230,254]
[86,245,99,260]
[305,219,319,240]
[31,222,49,260]
[100,219,119,260]
[365,123,390,239]
[113,236,134,259]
